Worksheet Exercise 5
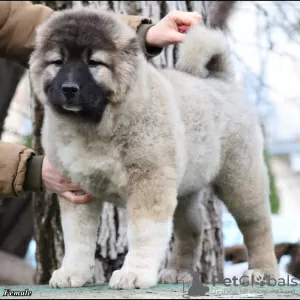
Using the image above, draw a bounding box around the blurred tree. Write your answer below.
[30,0,236,284]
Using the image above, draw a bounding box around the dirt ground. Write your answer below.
[1,284,300,299]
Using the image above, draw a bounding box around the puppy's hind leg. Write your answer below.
[215,145,278,284]
[159,191,204,284]
[49,196,103,288]
[109,167,178,290]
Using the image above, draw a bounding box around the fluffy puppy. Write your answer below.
[29,7,278,290]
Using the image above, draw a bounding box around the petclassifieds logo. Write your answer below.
[180,271,300,298]
[212,274,299,287]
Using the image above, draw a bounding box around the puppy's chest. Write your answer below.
[56,139,128,195]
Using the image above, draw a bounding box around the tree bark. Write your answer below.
[32,0,235,284]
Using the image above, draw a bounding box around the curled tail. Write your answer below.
[176,25,233,80]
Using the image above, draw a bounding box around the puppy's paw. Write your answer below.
[109,268,157,290]
[241,269,278,286]
[159,268,193,284]
[49,265,95,288]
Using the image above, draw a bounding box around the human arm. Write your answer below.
[0,1,53,67]
[0,141,38,197]
[0,141,92,203]
[122,11,202,59]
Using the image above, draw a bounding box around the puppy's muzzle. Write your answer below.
[61,83,81,112]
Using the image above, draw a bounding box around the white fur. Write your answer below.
[109,219,173,289]
[49,197,103,288]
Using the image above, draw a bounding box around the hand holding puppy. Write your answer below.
[42,156,93,204]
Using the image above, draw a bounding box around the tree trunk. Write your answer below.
[32,0,235,284]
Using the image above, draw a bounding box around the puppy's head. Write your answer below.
[29,8,141,124]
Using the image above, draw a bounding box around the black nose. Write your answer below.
[61,83,79,98]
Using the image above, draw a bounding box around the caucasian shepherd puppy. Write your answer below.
[29,8,278,290]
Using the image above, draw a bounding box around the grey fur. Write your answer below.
[29,8,278,290]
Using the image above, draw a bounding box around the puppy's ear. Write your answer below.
[32,11,60,50]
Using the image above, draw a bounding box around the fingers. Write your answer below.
[168,31,186,43]
[60,191,94,204]
[169,10,202,27]
[187,11,202,24]
[42,156,94,204]
[57,177,83,192]
[64,183,83,191]
[57,176,93,204]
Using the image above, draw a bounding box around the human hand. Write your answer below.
[41,156,93,204]
[145,10,202,47]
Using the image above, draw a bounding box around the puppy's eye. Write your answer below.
[50,60,63,66]
[88,60,105,67]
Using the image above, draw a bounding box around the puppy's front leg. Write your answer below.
[49,196,102,288]
[109,168,177,290]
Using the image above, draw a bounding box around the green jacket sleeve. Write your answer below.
[137,24,163,59]
[23,155,44,193]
